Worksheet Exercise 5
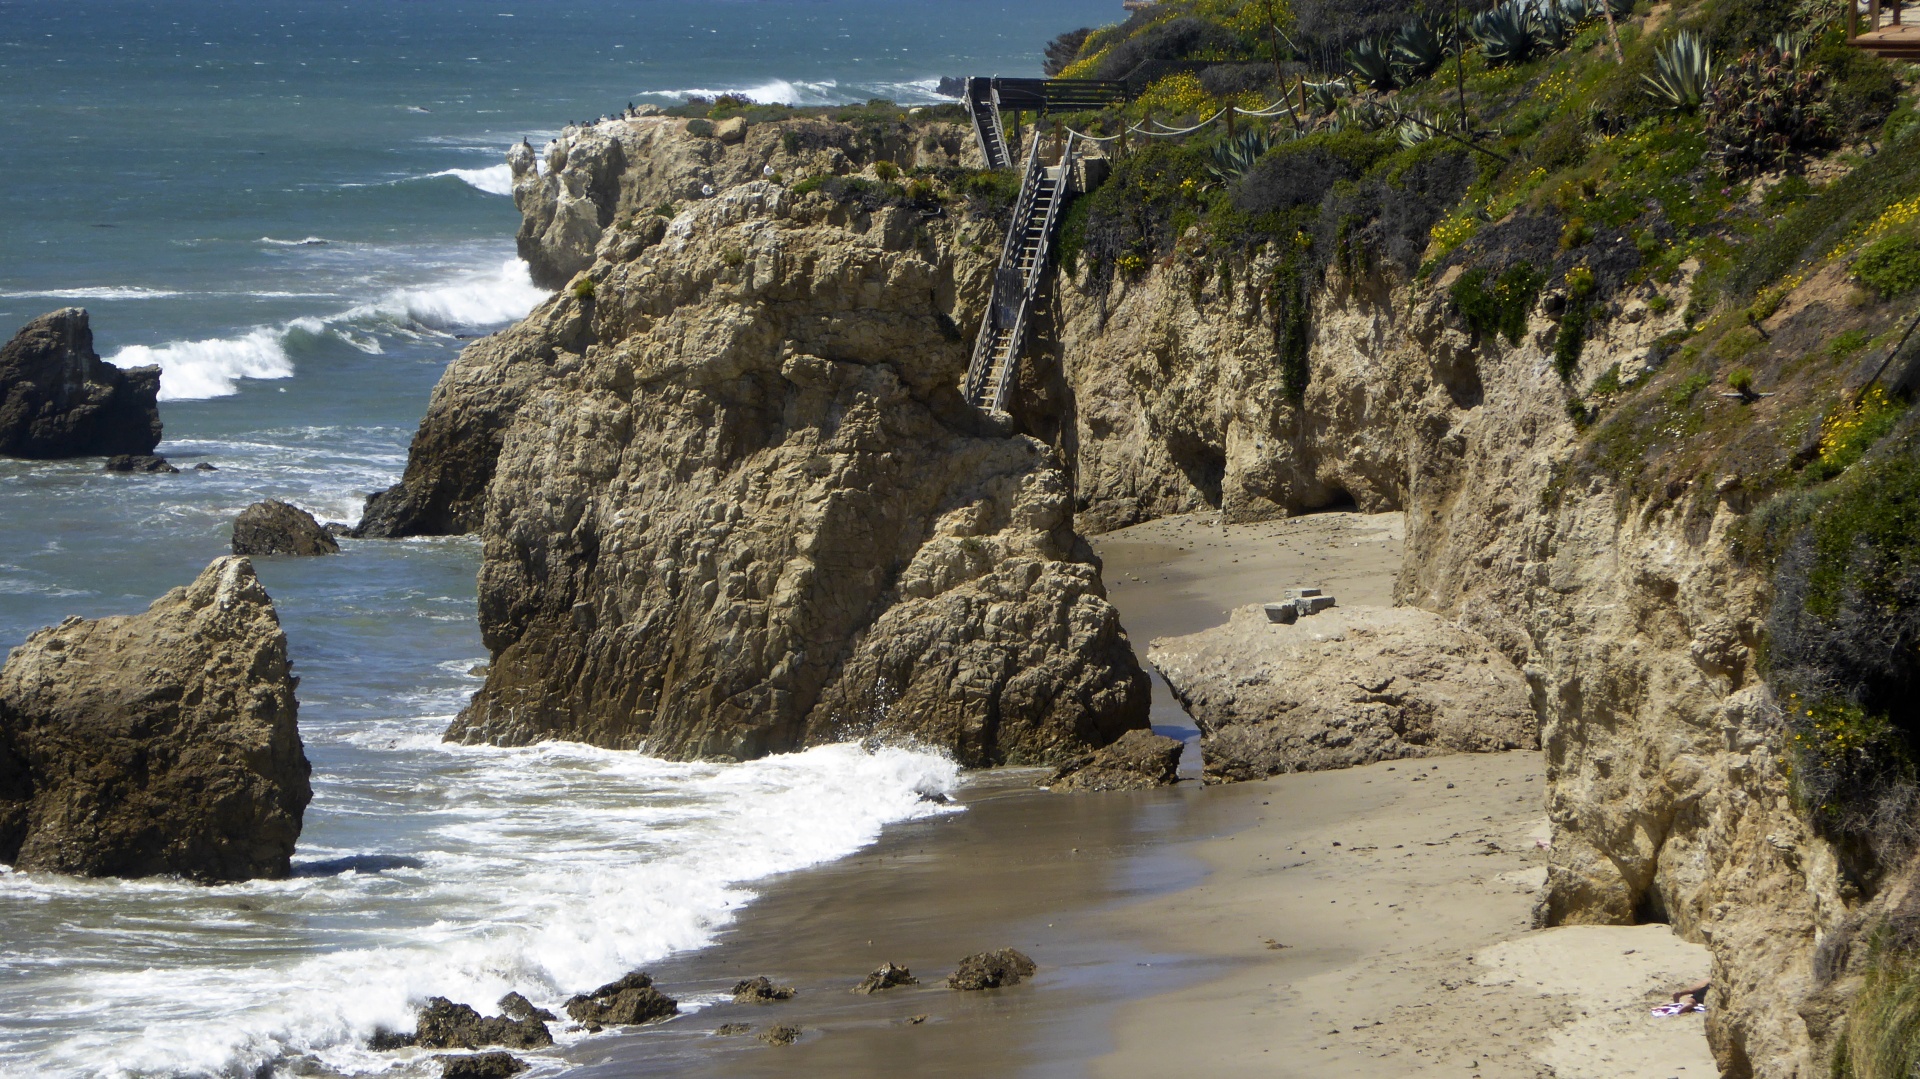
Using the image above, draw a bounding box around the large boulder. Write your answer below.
[232,500,340,557]
[0,557,311,880]
[0,309,161,459]
[1148,605,1538,784]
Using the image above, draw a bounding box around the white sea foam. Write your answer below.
[640,78,842,105]
[259,236,333,247]
[113,327,297,401]
[106,259,548,400]
[0,286,184,300]
[637,77,948,107]
[424,164,515,196]
[2,742,960,1078]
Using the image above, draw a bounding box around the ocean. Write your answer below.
[0,2,1119,1075]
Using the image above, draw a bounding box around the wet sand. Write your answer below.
[550,511,1715,1078]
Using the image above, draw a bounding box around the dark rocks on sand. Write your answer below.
[1042,728,1184,792]
[564,970,678,1027]
[438,1052,527,1079]
[757,1024,800,1046]
[232,500,340,557]
[947,949,1037,991]
[713,1023,751,1036]
[731,976,796,1003]
[0,557,311,881]
[852,961,918,995]
[414,997,553,1050]
[496,991,555,1022]
[104,453,177,474]
[0,308,162,459]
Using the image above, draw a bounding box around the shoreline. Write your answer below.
[539,511,1715,1077]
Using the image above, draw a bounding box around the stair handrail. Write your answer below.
[963,135,1048,405]
[986,134,1079,414]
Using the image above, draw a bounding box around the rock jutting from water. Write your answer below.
[359,115,1148,766]
[731,976,796,1003]
[564,970,678,1028]
[231,499,341,557]
[947,949,1037,990]
[1148,605,1537,784]
[853,961,918,994]
[0,556,311,881]
[0,308,162,459]
[1041,727,1184,791]
[412,997,553,1050]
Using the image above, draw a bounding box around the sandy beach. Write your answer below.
[551,511,1717,1078]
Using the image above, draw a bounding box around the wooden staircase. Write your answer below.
[962,135,1078,415]
[1847,0,1920,56]
[965,77,1013,170]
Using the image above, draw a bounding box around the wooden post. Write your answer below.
[1871,0,1882,35]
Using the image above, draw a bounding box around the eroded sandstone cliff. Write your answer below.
[370,116,1147,765]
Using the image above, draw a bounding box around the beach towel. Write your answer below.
[1651,1001,1706,1016]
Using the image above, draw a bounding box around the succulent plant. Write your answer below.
[1346,37,1398,91]
[1207,127,1278,182]
[1471,1,1536,67]
[1642,31,1714,113]
[1303,78,1350,118]
[1530,0,1581,51]
[1397,108,1439,146]
[1392,15,1449,82]
[1704,41,1836,175]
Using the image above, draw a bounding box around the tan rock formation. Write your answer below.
[1149,604,1536,782]
[508,115,973,289]
[0,557,310,881]
[373,120,1147,766]
[1050,234,1830,1074]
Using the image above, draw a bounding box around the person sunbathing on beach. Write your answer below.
[1652,980,1710,1016]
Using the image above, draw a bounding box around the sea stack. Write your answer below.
[0,308,162,459]
[232,499,341,556]
[0,557,311,881]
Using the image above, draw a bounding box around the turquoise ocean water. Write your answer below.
[0,2,1116,1074]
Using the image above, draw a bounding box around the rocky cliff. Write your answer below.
[0,557,311,881]
[373,98,1877,1073]
[1037,207,1849,1073]
[0,308,162,459]
[368,115,1147,765]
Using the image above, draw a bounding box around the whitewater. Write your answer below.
[0,0,1116,1075]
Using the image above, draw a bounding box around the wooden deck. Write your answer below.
[1849,3,1920,57]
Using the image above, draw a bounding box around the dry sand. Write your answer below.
[553,511,1716,1078]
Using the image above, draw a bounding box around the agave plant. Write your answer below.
[1346,36,1399,91]
[1586,0,1632,18]
[1472,1,1536,66]
[1392,15,1448,82]
[1530,0,1581,51]
[1642,31,1714,112]
[1335,97,1398,133]
[1208,127,1278,182]
[1772,30,1806,64]
[1303,78,1351,118]
[1398,108,1439,146]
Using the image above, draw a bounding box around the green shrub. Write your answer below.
[1728,366,1756,394]
[1855,235,1920,299]
[1704,45,1837,176]
[1554,267,1599,381]
[685,118,715,138]
[791,176,826,196]
[873,160,900,182]
[1451,262,1546,347]
[653,200,679,218]
[721,247,746,268]
[571,277,596,300]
